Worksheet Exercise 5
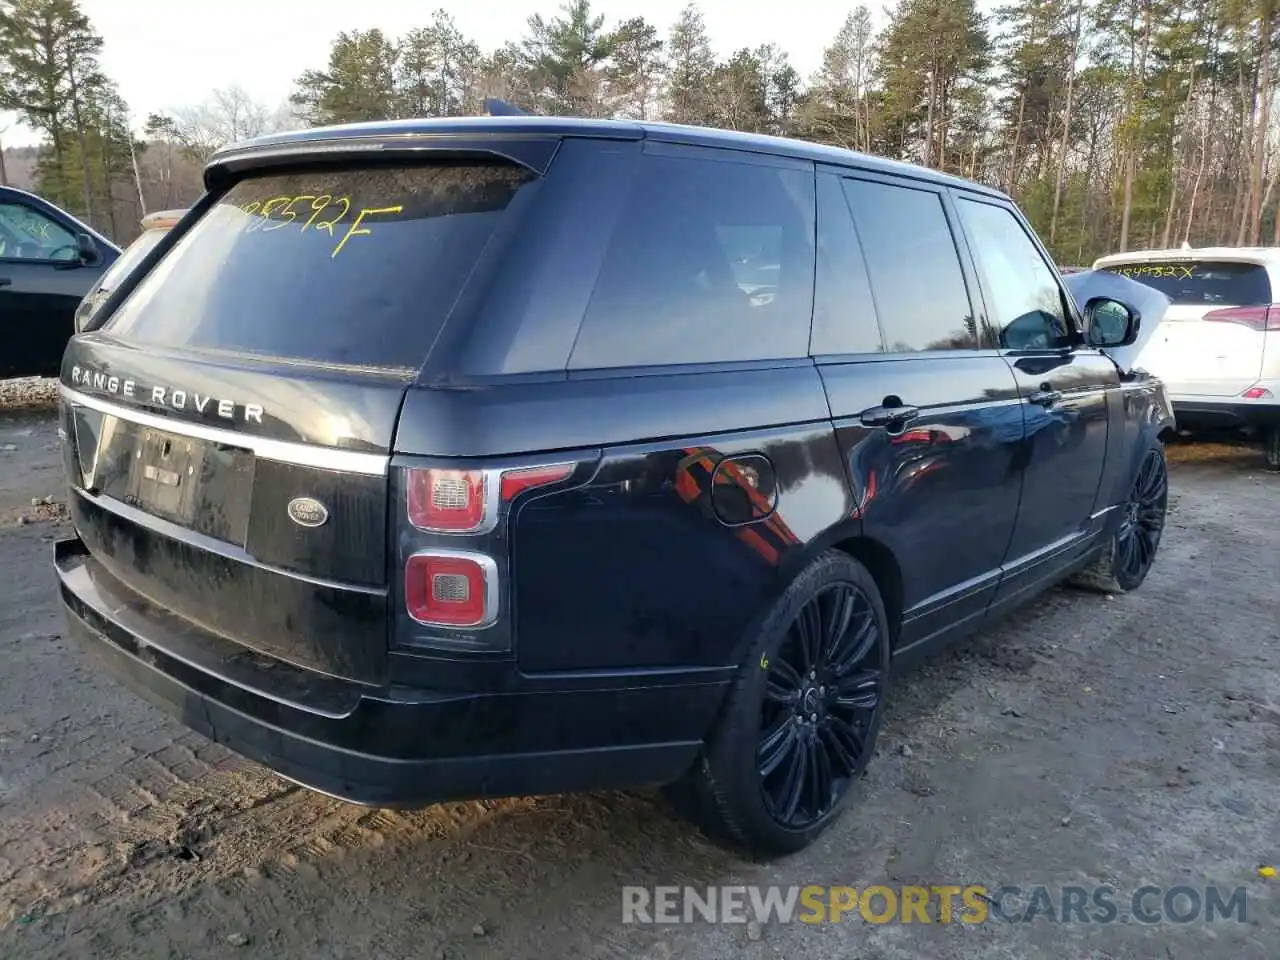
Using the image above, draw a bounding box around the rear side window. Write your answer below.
[97,228,167,293]
[1101,261,1272,306]
[104,163,535,369]
[567,150,815,370]
[842,179,978,352]
[811,172,884,355]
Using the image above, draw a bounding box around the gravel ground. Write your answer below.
[0,405,1277,959]
[0,377,58,413]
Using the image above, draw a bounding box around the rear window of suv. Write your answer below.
[103,163,535,370]
[1100,260,1272,306]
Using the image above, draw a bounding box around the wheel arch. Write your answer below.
[728,522,905,668]
[828,534,904,648]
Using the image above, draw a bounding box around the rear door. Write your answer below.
[814,168,1026,655]
[61,158,541,685]
[1098,259,1271,395]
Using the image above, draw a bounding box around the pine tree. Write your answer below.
[664,3,717,124]
[876,0,991,168]
[397,11,482,119]
[0,0,129,230]
[606,17,664,119]
[520,0,616,115]
[801,8,878,150]
[290,29,400,125]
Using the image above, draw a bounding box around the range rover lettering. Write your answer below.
[54,116,1175,856]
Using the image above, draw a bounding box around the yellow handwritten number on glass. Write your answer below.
[332,206,403,258]
[312,197,351,237]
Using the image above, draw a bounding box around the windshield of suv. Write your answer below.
[1099,260,1271,306]
[102,163,536,370]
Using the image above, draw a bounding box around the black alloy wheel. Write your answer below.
[758,582,883,829]
[667,550,892,858]
[1114,446,1168,587]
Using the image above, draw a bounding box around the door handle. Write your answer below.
[859,402,920,428]
[1028,384,1061,406]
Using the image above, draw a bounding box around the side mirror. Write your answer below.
[1085,297,1139,348]
[76,232,101,266]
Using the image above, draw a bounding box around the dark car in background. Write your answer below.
[54,116,1175,857]
[0,185,120,378]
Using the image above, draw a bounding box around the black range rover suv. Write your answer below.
[55,116,1175,856]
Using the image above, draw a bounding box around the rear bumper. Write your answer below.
[1170,396,1280,430]
[55,537,716,806]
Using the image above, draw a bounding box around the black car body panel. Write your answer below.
[55,116,1176,809]
[0,185,120,377]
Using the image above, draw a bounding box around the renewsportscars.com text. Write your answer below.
[621,884,1249,925]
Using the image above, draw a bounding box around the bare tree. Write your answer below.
[162,84,274,161]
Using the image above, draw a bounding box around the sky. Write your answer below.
[3,0,865,147]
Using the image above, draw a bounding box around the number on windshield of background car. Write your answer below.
[1102,261,1272,306]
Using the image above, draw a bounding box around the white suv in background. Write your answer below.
[1093,247,1280,468]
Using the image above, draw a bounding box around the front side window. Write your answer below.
[956,197,1072,350]
[568,150,816,369]
[0,203,78,261]
[841,179,978,352]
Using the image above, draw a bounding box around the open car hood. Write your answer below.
[1064,269,1171,376]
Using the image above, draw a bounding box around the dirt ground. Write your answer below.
[1,406,1277,959]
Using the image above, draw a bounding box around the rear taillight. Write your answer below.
[499,463,574,500]
[406,469,490,532]
[1242,386,1275,399]
[400,460,579,651]
[405,551,497,627]
[1202,305,1280,331]
[405,463,575,534]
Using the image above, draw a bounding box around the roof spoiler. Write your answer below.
[483,98,529,116]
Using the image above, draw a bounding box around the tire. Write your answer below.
[1265,426,1280,471]
[667,550,891,858]
[1070,443,1169,594]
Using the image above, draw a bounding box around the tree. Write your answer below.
[398,10,482,118]
[606,16,664,118]
[709,48,770,131]
[800,8,878,151]
[0,0,133,230]
[994,0,1076,191]
[876,0,991,169]
[290,29,399,125]
[520,0,616,115]
[664,3,717,124]
[1,0,98,214]
[156,85,272,161]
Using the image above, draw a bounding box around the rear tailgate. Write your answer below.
[1099,259,1270,395]
[60,159,538,684]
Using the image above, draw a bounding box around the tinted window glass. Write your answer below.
[956,198,1071,350]
[0,202,77,260]
[842,179,977,352]
[811,173,883,355]
[98,228,167,292]
[1100,261,1272,306]
[568,151,815,369]
[104,164,535,369]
